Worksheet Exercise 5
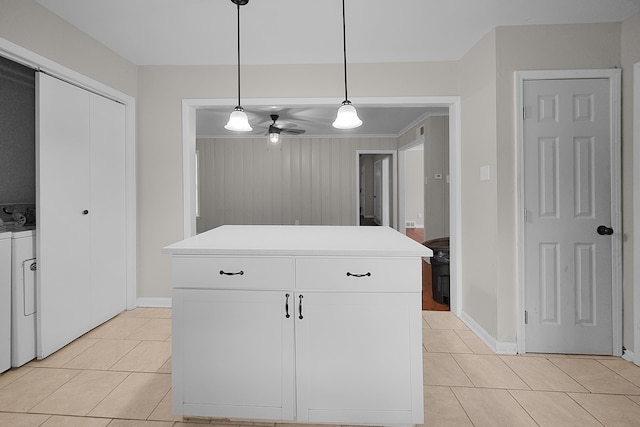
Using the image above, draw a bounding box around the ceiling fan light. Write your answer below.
[269,132,280,144]
[225,107,253,132]
[332,102,362,129]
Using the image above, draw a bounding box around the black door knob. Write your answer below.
[82,210,89,215]
[597,225,613,235]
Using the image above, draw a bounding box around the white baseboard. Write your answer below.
[623,348,635,362]
[136,297,172,308]
[460,311,517,355]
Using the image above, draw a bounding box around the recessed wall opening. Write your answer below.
[182,96,462,316]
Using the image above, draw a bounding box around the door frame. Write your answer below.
[633,61,640,365]
[183,96,463,316]
[515,69,622,355]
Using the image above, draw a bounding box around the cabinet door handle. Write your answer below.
[82,210,89,215]
[285,293,290,318]
[346,272,371,278]
[298,295,304,320]
[219,270,244,276]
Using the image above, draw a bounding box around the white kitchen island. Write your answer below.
[163,225,432,426]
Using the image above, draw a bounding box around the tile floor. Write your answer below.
[2,308,640,426]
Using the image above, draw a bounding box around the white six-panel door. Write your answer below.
[37,72,126,359]
[523,78,614,354]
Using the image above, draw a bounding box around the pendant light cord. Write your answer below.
[341,0,348,102]
[236,2,241,108]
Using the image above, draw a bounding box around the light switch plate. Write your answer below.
[480,165,491,181]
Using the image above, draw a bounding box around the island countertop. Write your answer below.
[163,224,433,258]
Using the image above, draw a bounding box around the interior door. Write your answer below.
[523,78,615,354]
[37,72,92,358]
[359,164,365,217]
[374,159,382,224]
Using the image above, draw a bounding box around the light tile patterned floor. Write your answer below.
[2,308,640,426]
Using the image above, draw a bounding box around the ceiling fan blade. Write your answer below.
[281,128,305,135]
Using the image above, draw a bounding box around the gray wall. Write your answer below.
[196,137,397,232]
[136,63,456,299]
[404,148,424,228]
[423,116,449,241]
[0,56,35,205]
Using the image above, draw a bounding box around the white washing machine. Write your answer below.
[11,227,36,367]
[0,230,11,373]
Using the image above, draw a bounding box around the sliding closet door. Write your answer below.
[37,72,92,358]
[37,72,127,359]
[90,94,126,325]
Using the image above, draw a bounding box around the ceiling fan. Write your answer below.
[267,114,305,143]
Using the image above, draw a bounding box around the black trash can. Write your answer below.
[423,237,450,305]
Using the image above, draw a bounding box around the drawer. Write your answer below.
[171,256,294,289]
[295,257,421,292]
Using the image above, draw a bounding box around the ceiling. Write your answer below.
[196,105,448,138]
[34,0,640,137]
[35,0,640,66]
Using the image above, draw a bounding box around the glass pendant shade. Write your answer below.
[332,101,362,129]
[225,107,252,131]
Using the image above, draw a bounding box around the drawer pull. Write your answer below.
[346,272,371,278]
[298,295,304,320]
[219,270,244,276]
[285,293,291,318]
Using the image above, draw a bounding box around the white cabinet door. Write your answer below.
[295,292,423,425]
[173,289,295,420]
[37,73,93,359]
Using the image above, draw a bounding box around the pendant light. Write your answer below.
[332,0,362,130]
[225,0,252,132]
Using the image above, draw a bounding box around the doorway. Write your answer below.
[182,96,463,316]
[356,150,396,228]
[398,125,451,312]
[517,70,622,355]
